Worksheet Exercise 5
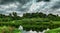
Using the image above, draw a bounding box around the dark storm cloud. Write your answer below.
[37,0,41,2]
[0,0,50,4]
[44,0,50,2]
[52,5,60,9]
[18,0,31,4]
[37,0,50,2]
[52,2,60,9]
[0,0,60,16]
[0,0,31,4]
[0,0,15,4]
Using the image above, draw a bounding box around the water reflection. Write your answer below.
[18,25,50,33]
[22,30,44,33]
[22,29,50,33]
[19,25,23,30]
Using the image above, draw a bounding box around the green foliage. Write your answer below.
[45,28,60,33]
[0,12,60,31]
[0,12,60,21]
[23,12,47,18]
[0,19,60,31]
[0,26,21,33]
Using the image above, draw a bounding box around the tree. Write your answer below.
[47,14,58,21]
[12,12,21,20]
[38,12,47,18]
[9,13,12,17]
[23,13,31,18]
[12,12,17,17]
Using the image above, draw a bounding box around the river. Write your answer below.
[18,25,50,33]
[22,30,45,33]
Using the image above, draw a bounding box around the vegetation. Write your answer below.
[45,28,60,33]
[0,26,21,33]
[0,12,60,32]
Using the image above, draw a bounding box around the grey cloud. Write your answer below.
[0,0,50,4]
[37,0,50,2]
[0,0,32,4]
[0,0,60,16]
[52,2,60,9]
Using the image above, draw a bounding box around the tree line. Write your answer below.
[23,12,60,21]
[0,12,60,22]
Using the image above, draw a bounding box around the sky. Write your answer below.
[0,0,60,16]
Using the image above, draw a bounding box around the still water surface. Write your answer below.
[19,25,49,33]
[22,30,44,33]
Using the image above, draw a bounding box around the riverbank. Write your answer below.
[45,28,60,33]
[0,18,60,31]
[0,26,21,33]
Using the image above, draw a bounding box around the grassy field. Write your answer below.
[45,28,60,33]
[0,26,21,33]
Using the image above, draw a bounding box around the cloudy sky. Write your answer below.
[0,0,60,16]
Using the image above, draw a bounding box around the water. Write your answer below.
[22,30,44,33]
[18,25,50,33]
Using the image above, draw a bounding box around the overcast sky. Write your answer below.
[0,0,60,16]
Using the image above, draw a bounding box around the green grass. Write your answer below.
[45,28,60,33]
[0,26,21,33]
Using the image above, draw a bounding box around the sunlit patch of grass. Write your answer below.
[45,28,60,33]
